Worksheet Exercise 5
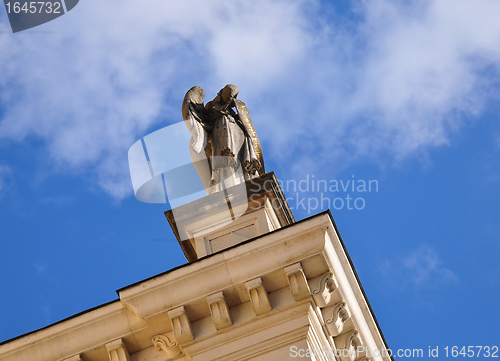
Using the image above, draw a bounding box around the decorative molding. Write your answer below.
[152,334,181,359]
[323,302,350,337]
[284,262,311,301]
[105,339,131,361]
[334,330,365,361]
[168,306,194,344]
[310,272,337,307]
[344,330,362,350]
[245,277,272,315]
[207,291,232,329]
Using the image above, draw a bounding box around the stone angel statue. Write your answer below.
[182,84,265,194]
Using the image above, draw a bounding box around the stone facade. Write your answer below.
[0,174,391,361]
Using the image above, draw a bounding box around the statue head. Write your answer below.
[211,84,239,112]
[220,84,239,104]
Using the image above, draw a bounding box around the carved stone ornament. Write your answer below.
[152,334,182,359]
[105,338,131,361]
[335,330,364,361]
[310,272,337,307]
[284,262,311,301]
[207,291,233,329]
[322,302,350,337]
[345,330,362,349]
[245,277,272,315]
[167,306,194,344]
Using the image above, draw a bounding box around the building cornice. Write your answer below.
[0,211,393,361]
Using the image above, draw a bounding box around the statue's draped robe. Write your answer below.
[182,85,263,192]
[205,102,260,177]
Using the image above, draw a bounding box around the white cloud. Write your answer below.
[1,0,500,198]
[257,0,500,177]
[349,0,500,151]
[403,245,459,287]
[0,0,311,198]
[380,244,459,290]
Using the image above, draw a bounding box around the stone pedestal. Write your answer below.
[165,172,294,262]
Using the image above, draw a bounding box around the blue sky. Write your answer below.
[1,0,499,357]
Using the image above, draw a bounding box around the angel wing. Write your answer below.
[182,86,213,192]
[182,86,208,154]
